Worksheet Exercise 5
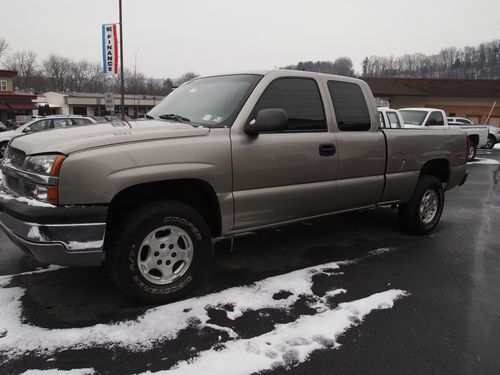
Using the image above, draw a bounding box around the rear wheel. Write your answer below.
[485,134,496,149]
[106,200,213,304]
[467,141,477,161]
[398,175,444,235]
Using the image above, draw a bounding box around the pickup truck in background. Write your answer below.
[400,108,488,160]
[448,116,500,149]
[378,107,405,129]
[0,71,468,303]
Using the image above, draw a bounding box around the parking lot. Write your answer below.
[0,148,498,375]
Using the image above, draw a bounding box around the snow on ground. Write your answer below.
[494,143,500,150]
[20,369,95,375]
[469,158,500,165]
[0,248,407,374]
[146,290,406,375]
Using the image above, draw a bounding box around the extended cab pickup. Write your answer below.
[0,71,468,303]
[400,108,488,160]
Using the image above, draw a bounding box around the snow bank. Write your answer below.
[150,290,407,375]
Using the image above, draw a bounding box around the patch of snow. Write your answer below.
[494,143,500,150]
[0,247,407,367]
[0,265,63,287]
[469,158,500,165]
[67,240,103,250]
[20,369,95,375]
[149,290,407,375]
[27,226,46,241]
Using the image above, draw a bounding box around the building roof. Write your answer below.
[0,70,17,77]
[362,77,500,98]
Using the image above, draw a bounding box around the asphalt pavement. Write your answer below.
[0,149,499,375]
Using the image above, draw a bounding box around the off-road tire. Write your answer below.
[398,175,444,235]
[105,200,213,304]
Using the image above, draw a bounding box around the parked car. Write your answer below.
[378,107,405,129]
[448,117,500,149]
[400,108,488,160]
[0,115,97,158]
[0,71,468,303]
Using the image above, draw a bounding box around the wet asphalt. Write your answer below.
[0,149,499,375]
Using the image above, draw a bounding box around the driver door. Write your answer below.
[230,76,338,231]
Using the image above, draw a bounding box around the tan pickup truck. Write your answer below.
[0,70,468,303]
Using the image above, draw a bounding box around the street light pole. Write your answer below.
[119,0,125,118]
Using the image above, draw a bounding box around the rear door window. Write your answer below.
[53,118,72,128]
[327,81,371,131]
[72,118,92,126]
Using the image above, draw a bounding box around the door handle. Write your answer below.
[319,143,336,156]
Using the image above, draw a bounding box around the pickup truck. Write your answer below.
[448,117,500,149]
[0,71,468,303]
[399,108,488,160]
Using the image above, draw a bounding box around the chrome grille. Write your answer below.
[6,147,27,168]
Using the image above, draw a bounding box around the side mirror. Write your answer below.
[245,108,288,136]
[22,127,31,133]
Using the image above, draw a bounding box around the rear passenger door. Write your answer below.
[326,80,386,210]
[231,76,339,230]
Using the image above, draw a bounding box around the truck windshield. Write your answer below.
[148,74,262,127]
[400,110,427,125]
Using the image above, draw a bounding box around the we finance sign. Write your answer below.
[102,24,118,75]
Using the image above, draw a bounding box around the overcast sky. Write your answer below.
[2,0,500,78]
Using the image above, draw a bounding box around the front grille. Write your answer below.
[7,147,27,168]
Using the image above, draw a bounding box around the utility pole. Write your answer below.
[119,0,125,119]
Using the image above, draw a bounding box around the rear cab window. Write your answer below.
[387,111,402,128]
[327,81,371,131]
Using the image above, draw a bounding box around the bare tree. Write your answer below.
[177,72,199,85]
[3,50,38,89]
[0,38,8,60]
[43,55,73,91]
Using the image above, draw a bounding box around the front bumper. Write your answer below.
[0,183,107,266]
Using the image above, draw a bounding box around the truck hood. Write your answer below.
[9,120,210,155]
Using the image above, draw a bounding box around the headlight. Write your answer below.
[23,154,66,204]
[25,154,66,176]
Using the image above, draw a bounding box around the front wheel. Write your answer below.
[398,175,444,235]
[106,200,213,304]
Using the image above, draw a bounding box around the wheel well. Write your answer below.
[468,134,479,147]
[420,159,450,183]
[108,179,222,237]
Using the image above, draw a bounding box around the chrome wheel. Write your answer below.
[486,135,495,149]
[419,189,439,224]
[137,225,194,285]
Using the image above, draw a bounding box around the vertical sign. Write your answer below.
[102,24,119,75]
[104,93,115,112]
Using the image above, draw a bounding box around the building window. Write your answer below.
[0,80,7,91]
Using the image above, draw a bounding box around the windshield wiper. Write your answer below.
[158,113,192,124]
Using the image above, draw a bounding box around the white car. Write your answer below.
[0,116,96,158]
[378,107,405,129]
[400,108,488,160]
[448,117,500,149]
